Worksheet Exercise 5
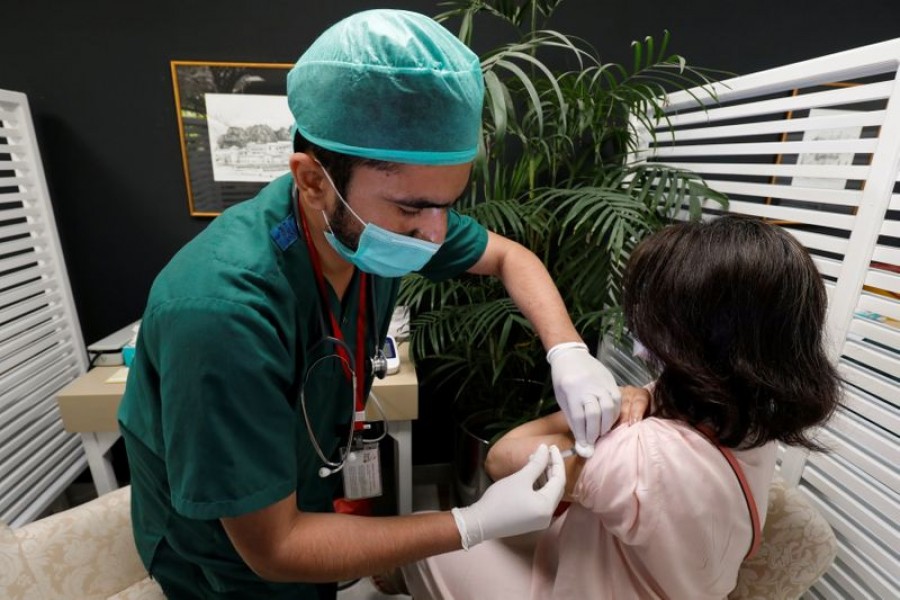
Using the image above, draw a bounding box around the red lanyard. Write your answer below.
[297,204,368,430]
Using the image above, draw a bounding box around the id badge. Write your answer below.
[341,436,382,500]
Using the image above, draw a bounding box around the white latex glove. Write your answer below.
[547,342,622,458]
[451,444,565,550]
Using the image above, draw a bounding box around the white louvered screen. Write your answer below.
[0,89,88,527]
[633,39,900,599]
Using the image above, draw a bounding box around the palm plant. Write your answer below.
[400,0,728,434]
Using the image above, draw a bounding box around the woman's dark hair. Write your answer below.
[623,215,841,450]
[293,130,397,198]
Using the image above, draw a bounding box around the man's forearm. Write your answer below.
[470,233,582,351]
[501,248,581,350]
[232,509,461,583]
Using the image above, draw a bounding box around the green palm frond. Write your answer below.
[464,197,548,242]
[536,185,649,245]
[481,31,591,138]
[426,298,530,350]
[401,0,728,420]
[436,0,568,40]
[621,164,730,218]
[483,70,509,141]
[398,275,487,313]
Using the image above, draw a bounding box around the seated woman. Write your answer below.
[397,215,842,599]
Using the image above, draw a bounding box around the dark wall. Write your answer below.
[4,0,898,343]
[2,0,436,345]
[3,1,899,463]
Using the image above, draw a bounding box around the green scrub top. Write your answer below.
[117,174,487,599]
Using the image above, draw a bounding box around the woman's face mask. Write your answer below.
[633,338,649,360]
[318,166,442,278]
[632,337,658,365]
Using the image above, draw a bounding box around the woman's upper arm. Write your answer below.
[485,411,584,497]
[502,410,570,440]
[572,423,663,544]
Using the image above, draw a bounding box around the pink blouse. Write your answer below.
[530,417,777,600]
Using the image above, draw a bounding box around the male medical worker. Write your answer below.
[118,9,619,599]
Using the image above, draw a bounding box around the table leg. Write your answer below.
[80,431,121,495]
[388,420,413,515]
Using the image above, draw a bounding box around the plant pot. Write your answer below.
[453,409,495,507]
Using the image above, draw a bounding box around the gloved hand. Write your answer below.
[547,341,621,457]
[451,444,565,550]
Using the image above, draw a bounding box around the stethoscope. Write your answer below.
[293,187,389,478]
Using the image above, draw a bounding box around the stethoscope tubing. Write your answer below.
[299,335,389,477]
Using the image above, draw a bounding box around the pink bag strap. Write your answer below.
[697,426,762,560]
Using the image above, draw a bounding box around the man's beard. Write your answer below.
[328,199,362,251]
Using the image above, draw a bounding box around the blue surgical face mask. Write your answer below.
[319,166,441,278]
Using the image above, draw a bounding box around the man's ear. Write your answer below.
[290,152,330,210]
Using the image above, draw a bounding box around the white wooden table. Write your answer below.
[55,344,419,514]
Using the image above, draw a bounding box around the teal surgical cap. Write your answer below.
[287,9,484,165]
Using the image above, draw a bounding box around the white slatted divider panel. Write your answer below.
[804,191,899,598]
[632,39,900,600]
[800,432,900,599]
[0,89,88,527]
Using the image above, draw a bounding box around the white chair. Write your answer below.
[730,478,838,600]
[0,486,164,600]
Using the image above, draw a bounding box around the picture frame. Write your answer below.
[758,82,885,231]
[768,83,880,208]
[171,61,294,217]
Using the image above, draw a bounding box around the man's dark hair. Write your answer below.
[293,130,397,198]
[623,215,841,450]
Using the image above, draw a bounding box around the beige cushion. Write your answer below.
[0,520,41,597]
[1,486,164,600]
[730,478,837,600]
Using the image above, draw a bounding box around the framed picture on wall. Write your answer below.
[769,83,880,201]
[171,61,294,217]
